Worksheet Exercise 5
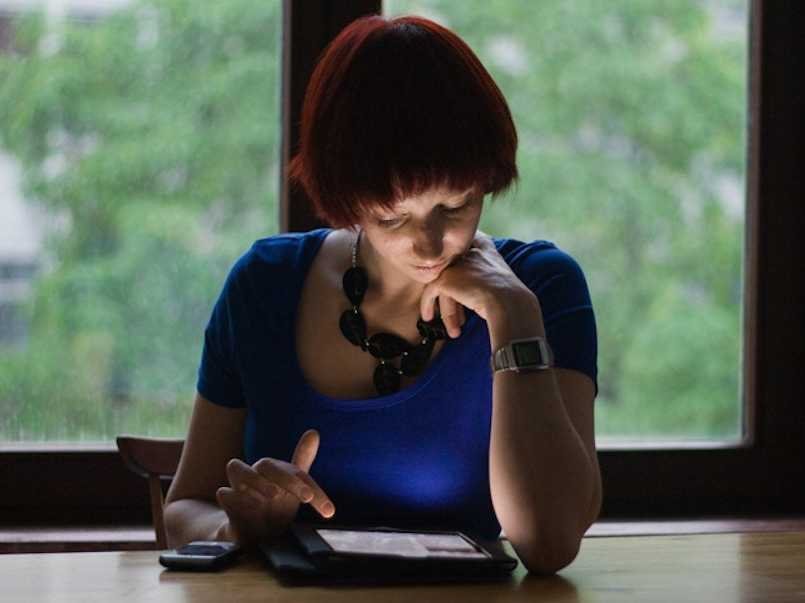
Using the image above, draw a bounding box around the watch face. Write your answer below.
[513,341,541,366]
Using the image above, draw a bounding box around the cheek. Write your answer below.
[367,219,478,260]
[369,235,408,263]
[451,221,481,248]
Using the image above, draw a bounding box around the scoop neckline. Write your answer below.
[288,228,475,411]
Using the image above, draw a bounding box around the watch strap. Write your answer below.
[490,336,554,373]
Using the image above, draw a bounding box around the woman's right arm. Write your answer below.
[163,392,246,548]
[163,392,336,550]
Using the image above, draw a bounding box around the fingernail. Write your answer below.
[322,502,334,516]
[300,486,314,501]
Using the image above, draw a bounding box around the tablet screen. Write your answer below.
[315,529,490,559]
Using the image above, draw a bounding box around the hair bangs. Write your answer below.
[288,15,518,229]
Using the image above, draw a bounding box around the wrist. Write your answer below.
[488,288,546,351]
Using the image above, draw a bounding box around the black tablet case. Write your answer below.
[260,524,519,586]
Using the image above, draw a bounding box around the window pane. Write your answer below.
[0,0,281,442]
[384,0,749,443]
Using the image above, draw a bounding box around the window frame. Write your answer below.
[1,0,803,527]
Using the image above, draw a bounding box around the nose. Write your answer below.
[411,220,445,263]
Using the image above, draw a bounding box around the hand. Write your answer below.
[420,230,542,337]
[215,429,334,546]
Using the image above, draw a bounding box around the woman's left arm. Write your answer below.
[486,290,601,575]
[419,232,601,575]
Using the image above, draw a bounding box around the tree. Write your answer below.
[0,0,282,439]
[388,0,746,438]
[0,0,747,440]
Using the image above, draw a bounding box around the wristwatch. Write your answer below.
[490,336,554,373]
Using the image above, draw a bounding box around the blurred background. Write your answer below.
[0,0,748,444]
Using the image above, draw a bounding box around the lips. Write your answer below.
[414,261,445,270]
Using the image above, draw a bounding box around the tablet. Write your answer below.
[261,522,519,585]
[313,527,490,559]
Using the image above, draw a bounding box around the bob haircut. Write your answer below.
[288,14,518,229]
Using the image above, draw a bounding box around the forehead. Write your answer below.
[391,186,477,207]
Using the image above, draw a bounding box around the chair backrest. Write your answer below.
[115,435,184,550]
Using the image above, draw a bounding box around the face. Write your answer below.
[357,185,484,284]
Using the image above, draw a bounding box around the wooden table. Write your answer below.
[5,531,805,602]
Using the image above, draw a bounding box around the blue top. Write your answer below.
[197,228,598,540]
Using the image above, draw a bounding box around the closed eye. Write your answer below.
[375,202,470,228]
[377,217,402,227]
[444,204,468,214]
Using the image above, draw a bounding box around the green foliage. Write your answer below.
[604,283,741,437]
[0,0,281,440]
[388,0,748,440]
[1,0,748,441]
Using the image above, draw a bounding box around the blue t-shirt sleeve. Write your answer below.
[518,244,599,398]
[196,253,251,409]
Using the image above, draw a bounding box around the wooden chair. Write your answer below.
[115,435,184,550]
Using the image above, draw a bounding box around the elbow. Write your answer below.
[587,475,603,528]
[520,535,582,576]
[163,496,231,550]
[163,498,205,549]
[511,518,585,575]
[162,500,183,549]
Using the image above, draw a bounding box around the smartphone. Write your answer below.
[159,541,242,571]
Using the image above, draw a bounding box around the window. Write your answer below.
[386,0,749,445]
[0,0,282,442]
[1,0,802,526]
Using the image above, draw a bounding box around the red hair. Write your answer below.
[288,14,519,229]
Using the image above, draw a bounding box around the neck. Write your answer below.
[353,229,425,315]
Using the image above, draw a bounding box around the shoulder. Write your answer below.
[492,236,588,290]
[210,229,332,321]
[241,228,331,270]
[226,228,332,287]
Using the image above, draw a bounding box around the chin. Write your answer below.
[411,271,440,282]
[409,263,447,280]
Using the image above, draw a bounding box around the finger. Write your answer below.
[457,303,466,327]
[217,485,264,516]
[438,295,462,338]
[252,457,311,502]
[253,457,335,519]
[295,472,336,519]
[291,429,320,473]
[475,231,496,250]
[291,430,335,518]
[420,289,438,322]
[216,486,234,510]
[226,458,281,500]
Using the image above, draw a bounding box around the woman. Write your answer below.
[164,14,601,575]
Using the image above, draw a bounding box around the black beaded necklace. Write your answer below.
[339,228,449,396]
